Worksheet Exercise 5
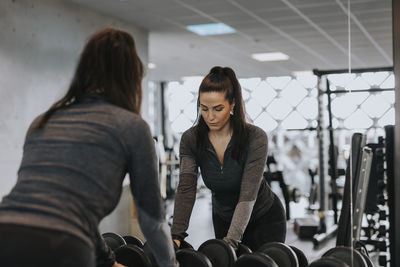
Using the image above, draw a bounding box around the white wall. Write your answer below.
[0,0,149,199]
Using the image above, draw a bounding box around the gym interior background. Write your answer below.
[1,0,399,266]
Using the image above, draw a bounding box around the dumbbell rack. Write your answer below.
[359,131,394,266]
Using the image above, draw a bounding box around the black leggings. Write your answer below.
[213,194,286,251]
[0,224,95,267]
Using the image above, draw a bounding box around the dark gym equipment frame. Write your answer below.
[311,66,393,248]
[393,0,400,266]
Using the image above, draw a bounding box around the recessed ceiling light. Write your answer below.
[180,76,204,81]
[148,63,157,69]
[251,52,289,62]
[292,70,313,76]
[186,23,236,36]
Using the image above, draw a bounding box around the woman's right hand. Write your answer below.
[173,239,181,248]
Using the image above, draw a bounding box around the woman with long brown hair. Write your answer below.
[0,29,177,267]
[171,66,286,251]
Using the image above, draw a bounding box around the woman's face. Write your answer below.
[199,91,234,131]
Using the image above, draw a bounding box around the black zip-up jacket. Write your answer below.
[171,124,274,244]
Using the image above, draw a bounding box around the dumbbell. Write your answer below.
[308,246,372,267]
[200,239,307,267]
[102,232,127,250]
[145,238,252,267]
[115,235,154,267]
[118,235,207,267]
[197,238,252,267]
[143,239,212,267]
[234,242,308,267]
[123,235,144,248]
[289,245,308,267]
[103,233,153,267]
[207,240,305,267]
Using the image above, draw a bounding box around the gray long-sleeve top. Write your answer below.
[171,124,274,243]
[0,94,177,267]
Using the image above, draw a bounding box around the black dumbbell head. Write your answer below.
[237,243,252,257]
[308,256,350,267]
[143,242,159,267]
[102,232,127,251]
[289,245,308,267]
[198,239,237,267]
[176,248,212,267]
[180,240,194,250]
[258,242,299,267]
[234,252,278,267]
[123,235,144,248]
[114,244,152,267]
[322,246,367,267]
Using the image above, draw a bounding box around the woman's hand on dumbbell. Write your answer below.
[173,239,181,248]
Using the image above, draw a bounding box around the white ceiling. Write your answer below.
[66,0,393,81]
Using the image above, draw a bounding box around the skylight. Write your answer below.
[186,23,236,36]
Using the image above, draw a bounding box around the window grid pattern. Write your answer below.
[165,72,394,193]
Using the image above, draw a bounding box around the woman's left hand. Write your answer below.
[113,262,127,267]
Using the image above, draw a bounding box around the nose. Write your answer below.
[207,111,215,121]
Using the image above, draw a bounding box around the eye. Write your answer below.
[201,107,208,112]
[215,108,223,112]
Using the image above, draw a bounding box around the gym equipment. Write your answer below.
[336,133,373,247]
[176,248,212,267]
[293,217,319,239]
[192,238,302,267]
[103,233,153,267]
[144,239,213,267]
[308,246,371,267]
[102,232,126,251]
[384,125,395,267]
[177,239,250,267]
[309,257,351,267]
[234,252,278,267]
[264,155,292,220]
[234,242,303,267]
[198,239,238,267]
[323,246,368,266]
[310,67,394,249]
[258,242,299,267]
[289,245,308,267]
[123,235,144,248]
[104,233,306,267]
[114,244,152,267]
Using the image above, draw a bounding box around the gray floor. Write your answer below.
[166,187,380,266]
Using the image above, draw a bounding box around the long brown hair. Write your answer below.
[37,28,144,128]
[195,66,249,162]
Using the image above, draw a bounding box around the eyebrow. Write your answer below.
[200,104,224,109]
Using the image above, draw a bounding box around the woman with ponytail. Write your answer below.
[171,66,286,251]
